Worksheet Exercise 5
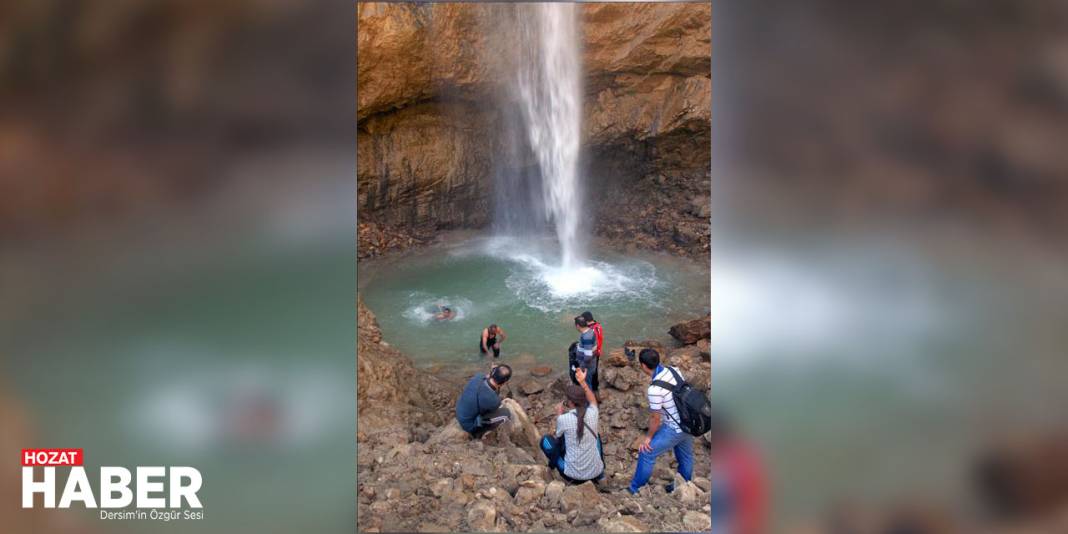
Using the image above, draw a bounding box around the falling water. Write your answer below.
[509,3,584,269]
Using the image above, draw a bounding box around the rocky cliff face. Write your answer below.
[357,3,711,255]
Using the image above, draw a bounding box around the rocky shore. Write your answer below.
[357,298,713,532]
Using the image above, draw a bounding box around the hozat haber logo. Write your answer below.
[22,448,204,522]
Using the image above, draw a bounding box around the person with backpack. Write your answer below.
[580,311,603,390]
[539,367,605,483]
[627,348,694,494]
[568,315,598,391]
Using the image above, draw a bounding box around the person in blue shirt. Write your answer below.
[455,364,513,438]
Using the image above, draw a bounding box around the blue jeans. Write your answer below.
[628,425,693,493]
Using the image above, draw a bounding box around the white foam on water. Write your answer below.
[500,248,660,312]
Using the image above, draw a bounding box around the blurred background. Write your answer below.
[712,0,1068,532]
[4,0,1068,533]
[0,1,354,533]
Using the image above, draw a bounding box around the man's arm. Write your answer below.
[640,412,661,453]
[481,329,489,352]
[574,368,597,406]
[497,328,507,344]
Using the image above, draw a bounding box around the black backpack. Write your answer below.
[652,367,713,437]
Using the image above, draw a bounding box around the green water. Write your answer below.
[710,235,1068,527]
[2,232,355,533]
[358,236,710,373]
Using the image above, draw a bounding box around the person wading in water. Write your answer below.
[479,324,507,358]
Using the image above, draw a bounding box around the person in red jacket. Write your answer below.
[580,311,603,390]
[709,409,768,534]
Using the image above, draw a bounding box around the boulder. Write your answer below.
[466,500,497,532]
[416,523,450,533]
[623,500,644,516]
[603,349,630,368]
[695,338,711,359]
[672,473,700,505]
[668,315,711,345]
[500,398,541,451]
[519,380,544,396]
[530,366,553,377]
[544,480,566,506]
[692,476,712,492]
[561,481,602,513]
[682,510,711,531]
[514,479,546,506]
[597,516,648,532]
[431,479,452,498]
[424,419,469,448]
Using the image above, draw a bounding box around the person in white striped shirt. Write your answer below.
[627,348,694,494]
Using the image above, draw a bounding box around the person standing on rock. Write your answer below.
[569,315,598,391]
[455,364,513,438]
[627,348,694,495]
[580,311,604,390]
[479,324,507,358]
[539,367,605,483]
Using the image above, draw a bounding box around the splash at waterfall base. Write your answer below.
[357,296,712,533]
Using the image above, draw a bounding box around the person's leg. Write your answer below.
[493,345,500,358]
[540,434,562,468]
[584,362,597,391]
[673,434,695,481]
[591,365,599,391]
[628,426,675,494]
[471,407,511,438]
[568,343,579,385]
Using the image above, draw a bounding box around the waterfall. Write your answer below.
[497,3,585,270]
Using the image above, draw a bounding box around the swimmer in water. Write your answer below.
[434,305,455,321]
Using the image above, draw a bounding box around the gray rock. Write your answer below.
[544,480,566,506]
[598,515,648,532]
[466,501,496,532]
[520,380,544,395]
[561,481,602,513]
[683,510,711,531]
[514,479,545,506]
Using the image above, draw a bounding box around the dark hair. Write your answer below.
[638,348,660,370]
[581,311,595,323]
[564,385,589,441]
[574,316,588,327]
[488,324,498,335]
[443,307,451,312]
[490,364,511,385]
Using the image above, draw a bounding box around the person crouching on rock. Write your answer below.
[540,367,605,484]
[455,364,513,438]
[479,324,506,358]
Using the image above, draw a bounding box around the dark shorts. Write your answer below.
[469,406,511,438]
[480,336,500,358]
